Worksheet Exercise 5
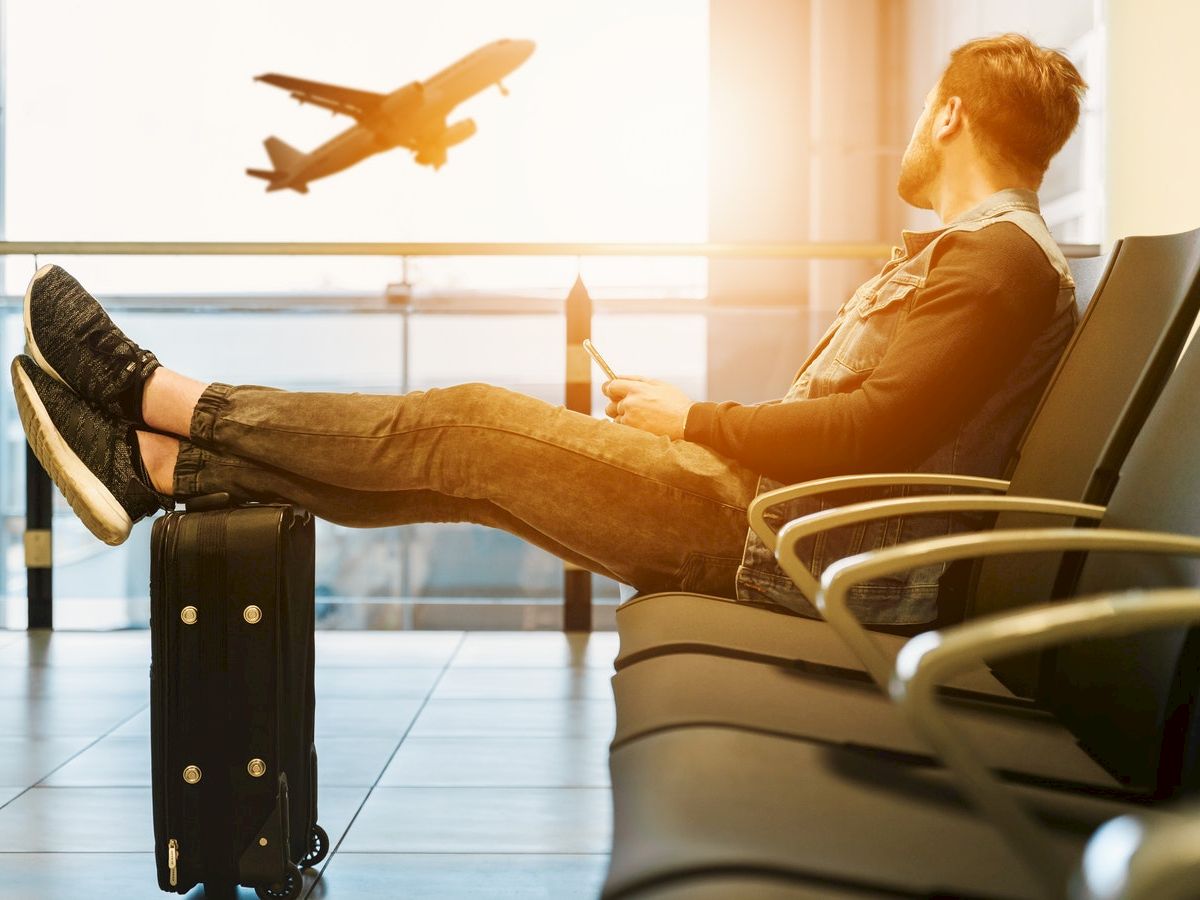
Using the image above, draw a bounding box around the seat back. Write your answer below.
[971,229,1200,638]
[1045,328,1200,794]
[1068,250,1112,319]
[934,249,1117,626]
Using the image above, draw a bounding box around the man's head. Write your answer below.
[898,34,1087,211]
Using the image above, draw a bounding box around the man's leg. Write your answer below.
[18,264,757,595]
[170,442,631,580]
[151,378,758,596]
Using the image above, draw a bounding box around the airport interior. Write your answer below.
[3,0,1200,897]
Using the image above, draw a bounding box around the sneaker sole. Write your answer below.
[24,264,70,387]
[11,358,132,546]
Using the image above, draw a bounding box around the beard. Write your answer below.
[897,126,941,209]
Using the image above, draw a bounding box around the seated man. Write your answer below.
[11,34,1086,627]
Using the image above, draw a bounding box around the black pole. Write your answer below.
[25,444,53,630]
[563,274,593,632]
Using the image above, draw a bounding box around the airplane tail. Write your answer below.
[245,167,309,194]
[246,137,309,193]
[264,136,304,172]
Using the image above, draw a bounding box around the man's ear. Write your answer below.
[932,95,965,144]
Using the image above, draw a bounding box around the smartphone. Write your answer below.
[582,338,617,381]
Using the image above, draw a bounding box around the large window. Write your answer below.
[1,0,710,629]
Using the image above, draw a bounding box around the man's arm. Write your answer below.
[682,223,1062,483]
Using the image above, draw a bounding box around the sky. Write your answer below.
[3,0,708,293]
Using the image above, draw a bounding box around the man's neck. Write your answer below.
[929,168,1032,224]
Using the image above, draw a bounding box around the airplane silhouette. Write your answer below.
[247,38,535,193]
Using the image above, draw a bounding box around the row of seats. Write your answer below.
[601,226,1200,899]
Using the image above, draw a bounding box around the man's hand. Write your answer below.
[602,376,692,439]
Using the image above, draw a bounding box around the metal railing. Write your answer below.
[1,239,1101,633]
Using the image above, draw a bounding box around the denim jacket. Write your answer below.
[735,189,1077,624]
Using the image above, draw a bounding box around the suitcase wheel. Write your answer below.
[299,824,329,869]
[255,864,301,900]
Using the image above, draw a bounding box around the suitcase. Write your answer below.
[150,496,327,899]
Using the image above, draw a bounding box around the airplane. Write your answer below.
[246,38,535,194]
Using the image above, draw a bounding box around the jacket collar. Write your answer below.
[900,188,1042,257]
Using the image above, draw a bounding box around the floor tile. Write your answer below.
[315,632,462,668]
[315,666,441,699]
[0,784,368,853]
[315,737,401,786]
[0,696,147,737]
[40,736,149,787]
[0,786,24,807]
[340,787,611,853]
[0,632,151,667]
[0,736,96,787]
[0,631,618,897]
[0,852,330,900]
[0,632,23,651]
[452,632,618,668]
[312,853,609,899]
[0,854,198,900]
[0,787,153,851]
[0,665,148,700]
[409,699,616,739]
[379,737,610,787]
[312,785,374,849]
[110,707,151,737]
[433,667,613,700]
[316,698,424,738]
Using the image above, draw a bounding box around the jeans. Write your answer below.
[172,382,759,597]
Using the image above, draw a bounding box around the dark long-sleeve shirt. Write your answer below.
[683,222,1061,484]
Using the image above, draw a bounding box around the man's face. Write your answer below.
[897,88,942,209]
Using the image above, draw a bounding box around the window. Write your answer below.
[0,0,710,629]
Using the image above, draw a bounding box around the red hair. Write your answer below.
[937,34,1087,187]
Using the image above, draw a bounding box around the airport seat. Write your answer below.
[604,582,1200,899]
[609,321,1200,795]
[612,228,1200,700]
[603,232,1200,898]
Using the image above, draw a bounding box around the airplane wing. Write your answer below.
[254,73,385,121]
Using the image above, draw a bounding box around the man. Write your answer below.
[12,34,1085,626]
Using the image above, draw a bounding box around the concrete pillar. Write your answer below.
[706,0,813,403]
[805,0,890,333]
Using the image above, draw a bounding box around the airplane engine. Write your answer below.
[415,119,478,168]
[441,118,477,148]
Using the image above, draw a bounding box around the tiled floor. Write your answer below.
[0,630,616,899]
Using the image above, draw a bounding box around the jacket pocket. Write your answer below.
[832,281,918,375]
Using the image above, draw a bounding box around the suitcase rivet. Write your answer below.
[182,765,202,784]
[243,605,263,625]
[247,758,267,778]
[180,606,198,625]
[258,837,269,847]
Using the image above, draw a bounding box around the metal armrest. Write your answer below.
[774,494,1103,603]
[812,528,1200,689]
[1075,803,1200,900]
[890,587,1200,897]
[747,473,1010,551]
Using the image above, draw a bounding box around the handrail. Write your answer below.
[0,240,1103,258]
[0,240,894,258]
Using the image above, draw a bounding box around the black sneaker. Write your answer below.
[11,355,172,546]
[24,264,161,428]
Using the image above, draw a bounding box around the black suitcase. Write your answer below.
[150,498,327,899]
